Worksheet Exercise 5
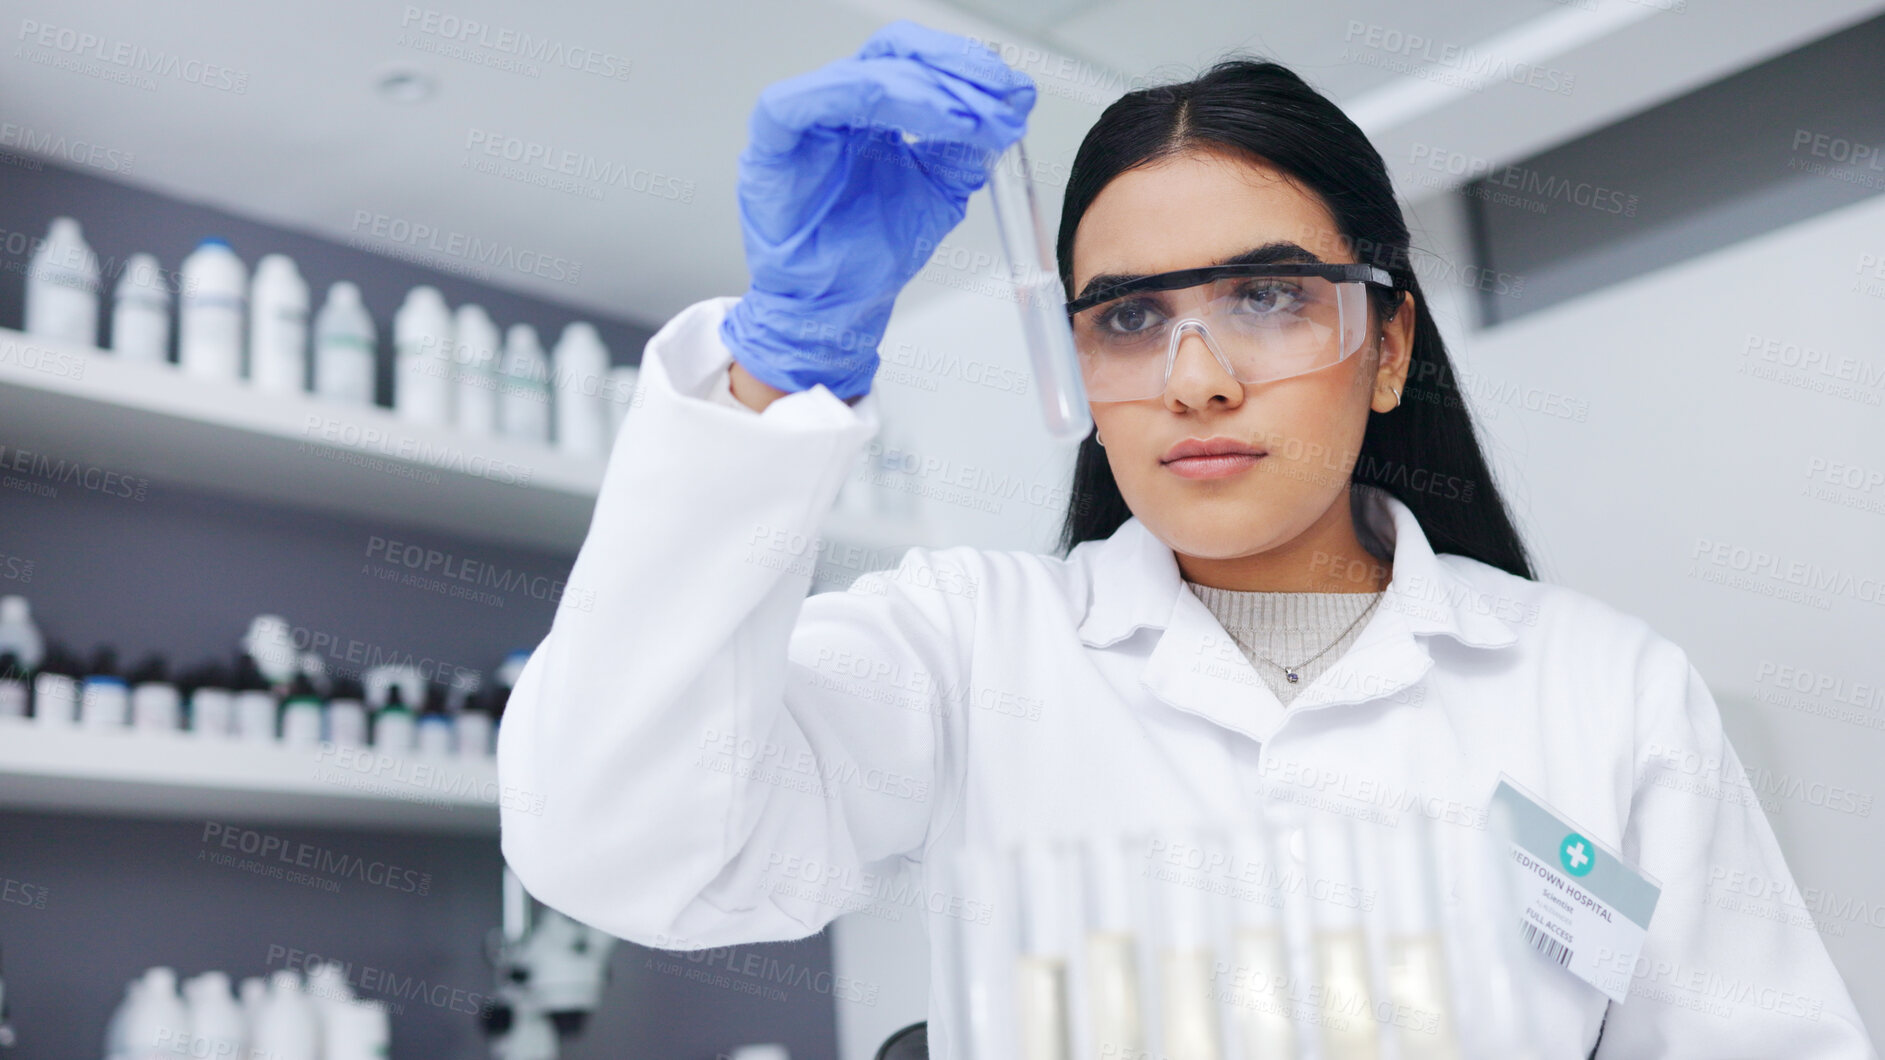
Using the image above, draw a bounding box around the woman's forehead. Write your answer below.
[1070,150,1350,284]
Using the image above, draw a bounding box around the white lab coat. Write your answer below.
[498,296,1876,1059]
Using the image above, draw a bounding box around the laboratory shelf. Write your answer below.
[0,327,935,554]
[0,326,601,552]
[0,721,501,835]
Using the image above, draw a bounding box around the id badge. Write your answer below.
[1489,774,1662,1003]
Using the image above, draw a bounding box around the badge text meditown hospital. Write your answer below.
[1491,775,1662,1003]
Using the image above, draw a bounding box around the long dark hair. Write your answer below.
[1053,59,1535,581]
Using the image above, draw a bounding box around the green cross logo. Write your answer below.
[1560,832,1595,877]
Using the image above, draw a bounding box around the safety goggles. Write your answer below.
[1065,262,1396,402]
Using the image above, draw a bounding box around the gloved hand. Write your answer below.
[720,20,1036,401]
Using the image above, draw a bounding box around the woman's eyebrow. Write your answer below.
[1076,241,1326,299]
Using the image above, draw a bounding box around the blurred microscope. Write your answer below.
[481,869,617,1060]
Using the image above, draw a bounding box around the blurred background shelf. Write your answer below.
[0,721,501,835]
[0,326,935,556]
[0,325,603,553]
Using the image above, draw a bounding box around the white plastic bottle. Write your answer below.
[81,674,130,728]
[496,650,530,692]
[307,960,353,1006]
[394,285,455,425]
[249,254,310,393]
[233,655,278,743]
[31,649,80,726]
[188,667,236,739]
[243,614,300,688]
[313,282,378,406]
[24,216,101,347]
[498,323,551,444]
[324,1000,390,1060]
[111,253,172,363]
[451,304,500,435]
[373,685,417,755]
[123,966,191,1060]
[105,977,141,1060]
[326,677,369,748]
[234,688,276,742]
[416,702,454,756]
[129,657,182,732]
[552,322,611,459]
[178,238,248,381]
[253,970,319,1060]
[0,596,44,670]
[456,702,493,758]
[279,674,325,748]
[237,976,268,1044]
[184,970,247,1060]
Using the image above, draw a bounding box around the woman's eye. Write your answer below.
[1099,300,1162,334]
[1234,282,1303,315]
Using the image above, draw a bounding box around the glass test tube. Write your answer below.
[1305,811,1383,1060]
[1082,834,1145,1058]
[1381,813,1463,1060]
[1432,802,1538,1060]
[1228,820,1298,1060]
[986,141,1094,445]
[947,845,1016,1060]
[1016,841,1075,1060]
[1145,827,1225,1060]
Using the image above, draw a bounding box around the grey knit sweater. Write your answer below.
[1184,583,1385,705]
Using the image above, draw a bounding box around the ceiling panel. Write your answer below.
[2,0,1878,330]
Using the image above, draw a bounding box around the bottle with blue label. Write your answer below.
[80,646,129,728]
[112,253,172,363]
[415,682,453,756]
[179,238,248,380]
[314,282,378,406]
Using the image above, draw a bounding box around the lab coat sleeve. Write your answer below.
[497,296,965,950]
[1598,635,1878,1057]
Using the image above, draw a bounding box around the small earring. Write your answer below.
[1389,384,1401,408]
[1095,430,1105,447]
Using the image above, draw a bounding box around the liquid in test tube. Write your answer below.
[1015,841,1073,1060]
[1082,835,1144,1057]
[1148,830,1224,1060]
[986,142,1094,445]
[1306,811,1382,1060]
[1382,814,1463,1060]
[1230,823,1298,1059]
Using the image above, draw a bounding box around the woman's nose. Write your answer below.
[1163,323,1242,407]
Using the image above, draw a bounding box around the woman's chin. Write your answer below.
[1142,514,1285,563]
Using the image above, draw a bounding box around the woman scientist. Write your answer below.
[497,21,1875,1059]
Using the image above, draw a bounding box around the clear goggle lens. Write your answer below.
[1070,273,1379,402]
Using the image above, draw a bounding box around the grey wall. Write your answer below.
[0,811,840,1059]
[1467,12,1885,326]
[0,158,840,1059]
[0,150,660,393]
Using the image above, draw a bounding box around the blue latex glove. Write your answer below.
[720,20,1036,401]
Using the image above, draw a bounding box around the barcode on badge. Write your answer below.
[1521,920,1574,967]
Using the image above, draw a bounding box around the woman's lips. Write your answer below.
[1162,452,1265,479]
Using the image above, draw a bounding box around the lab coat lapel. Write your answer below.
[1075,486,1518,741]
[1140,580,1288,742]
[1074,515,1289,742]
